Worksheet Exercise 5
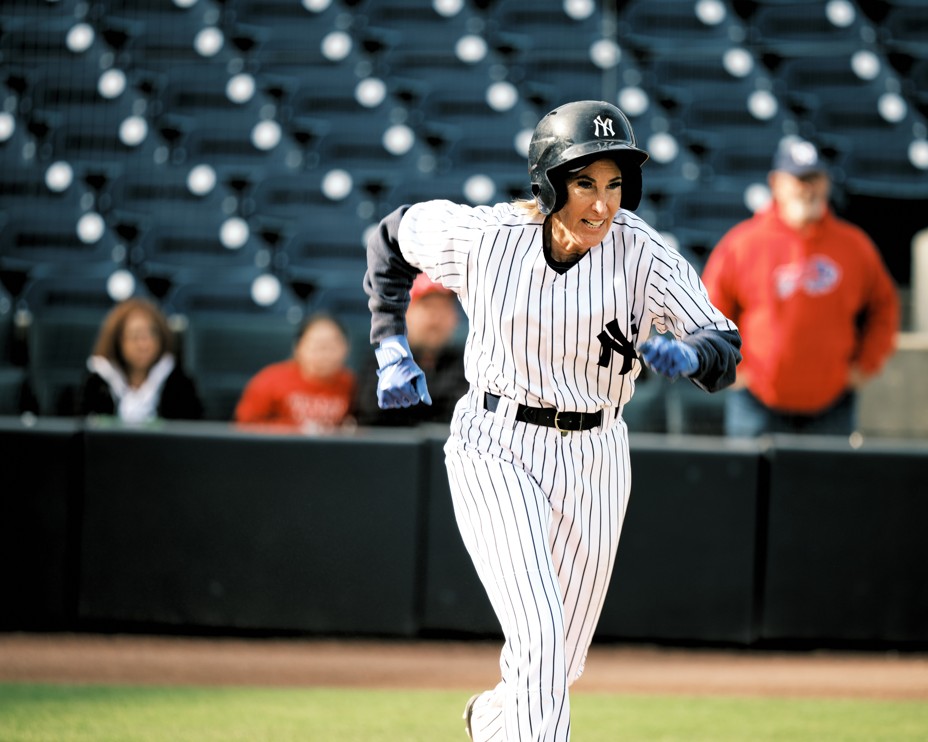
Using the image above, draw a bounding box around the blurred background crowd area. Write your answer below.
[0,0,926,426]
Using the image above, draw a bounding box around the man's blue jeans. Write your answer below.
[724,388,857,437]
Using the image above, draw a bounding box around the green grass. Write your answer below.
[0,684,925,742]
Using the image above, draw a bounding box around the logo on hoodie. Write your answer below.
[774,255,842,299]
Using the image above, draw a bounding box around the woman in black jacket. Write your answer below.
[78,297,203,422]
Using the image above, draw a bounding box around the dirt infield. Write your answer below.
[1,633,926,700]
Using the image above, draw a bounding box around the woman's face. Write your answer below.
[295,318,349,380]
[549,158,624,257]
[120,310,162,374]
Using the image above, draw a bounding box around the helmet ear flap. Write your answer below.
[531,181,555,215]
[620,164,642,211]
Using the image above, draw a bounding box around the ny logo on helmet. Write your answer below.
[593,116,614,138]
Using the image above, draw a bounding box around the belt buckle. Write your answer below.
[554,410,570,437]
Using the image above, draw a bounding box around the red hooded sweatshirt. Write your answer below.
[702,204,899,414]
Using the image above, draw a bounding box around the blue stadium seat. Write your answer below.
[0,16,106,72]
[664,375,726,436]
[103,162,235,255]
[359,2,495,90]
[92,0,231,71]
[835,132,928,200]
[904,57,928,118]
[131,206,268,286]
[0,88,36,168]
[803,88,924,155]
[270,204,371,295]
[668,85,796,153]
[618,0,746,56]
[484,0,612,106]
[643,48,767,108]
[773,52,901,119]
[165,267,303,420]
[700,139,779,186]
[748,2,877,58]
[663,184,756,262]
[622,372,669,434]
[0,0,84,23]
[879,3,928,58]
[0,205,120,275]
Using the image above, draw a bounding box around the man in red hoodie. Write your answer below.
[702,136,899,436]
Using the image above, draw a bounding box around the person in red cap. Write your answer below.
[702,136,899,436]
[356,272,467,427]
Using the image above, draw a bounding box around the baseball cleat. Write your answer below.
[463,693,480,739]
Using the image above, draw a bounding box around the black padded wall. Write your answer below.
[419,433,499,636]
[598,435,764,644]
[0,418,82,629]
[78,424,425,636]
[762,436,928,645]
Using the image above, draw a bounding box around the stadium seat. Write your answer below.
[167,269,303,420]
[484,0,613,106]
[835,132,928,201]
[0,280,19,361]
[748,2,877,57]
[131,207,267,287]
[91,0,232,71]
[270,203,371,298]
[103,161,232,236]
[359,4,494,90]
[700,139,778,186]
[622,371,669,434]
[643,48,766,108]
[903,57,928,118]
[0,164,87,217]
[0,365,29,415]
[0,0,84,23]
[618,0,746,57]
[664,375,727,436]
[879,3,928,58]
[0,204,120,274]
[773,53,900,119]
[249,170,362,220]
[0,17,105,73]
[668,87,796,152]
[804,88,923,154]
[663,184,756,262]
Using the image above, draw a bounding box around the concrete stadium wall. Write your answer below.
[1,417,926,648]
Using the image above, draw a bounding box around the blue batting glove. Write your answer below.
[375,335,433,409]
[638,336,699,381]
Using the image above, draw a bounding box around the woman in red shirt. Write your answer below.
[234,313,356,432]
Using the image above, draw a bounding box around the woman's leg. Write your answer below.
[446,448,570,742]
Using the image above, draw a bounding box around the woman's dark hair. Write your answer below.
[91,297,174,374]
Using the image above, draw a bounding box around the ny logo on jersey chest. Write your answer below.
[597,317,638,374]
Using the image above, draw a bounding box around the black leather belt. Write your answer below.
[484,393,602,432]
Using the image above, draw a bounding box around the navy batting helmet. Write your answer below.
[529,100,649,214]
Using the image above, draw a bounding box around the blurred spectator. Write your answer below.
[702,136,899,436]
[78,298,204,422]
[356,272,467,427]
[234,313,356,431]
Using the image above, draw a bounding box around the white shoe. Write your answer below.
[462,693,481,739]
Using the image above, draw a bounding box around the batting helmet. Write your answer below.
[529,100,649,214]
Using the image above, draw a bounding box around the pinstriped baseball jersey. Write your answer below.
[366,194,740,742]
[397,199,737,414]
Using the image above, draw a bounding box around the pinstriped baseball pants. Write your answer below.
[445,392,631,742]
